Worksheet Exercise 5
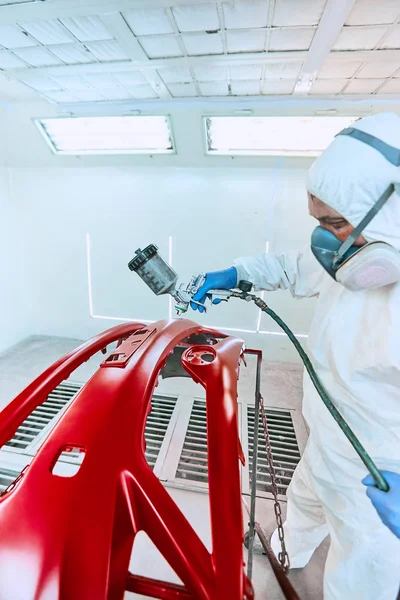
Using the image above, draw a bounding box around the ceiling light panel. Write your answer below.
[101,86,131,100]
[223,1,269,29]
[60,16,113,42]
[82,73,119,88]
[50,44,95,64]
[172,4,219,32]
[269,28,315,51]
[167,81,197,97]
[73,90,106,102]
[0,51,27,69]
[205,116,359,156]
[52,75,93,91]
[273,0,326,26]
[199,81,229,95]
[264,61,303,79]
[18,19,74,45]
[158,67,192,83]
[44,90,78,103]
[13,47,62,66]
[380,26,400,49]
[346,0,400,25]
[357,61,400,78]
[333,26,388,50]
[123,9,174,36]
[182,31,223,55]
[127,84,159,99]
[230,80,260,95]
[310,78,348,94]
[84,40,128,62]
[229,64,263,80]
[226,29,266,53]
[262,79,295,94]
[0,24,37,48]
[344,78,384,94]
[139,35,183,58]
[318,60,362,79]
[22,76,62,91]
[35,116,175,155]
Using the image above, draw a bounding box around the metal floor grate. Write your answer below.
[144,395,177,469]
[4,382,82,451]
[176,400,208,484]
[247,407,300,496]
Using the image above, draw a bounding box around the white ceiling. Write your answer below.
[0,0,398,105]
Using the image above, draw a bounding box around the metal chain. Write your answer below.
[258,393,290,572]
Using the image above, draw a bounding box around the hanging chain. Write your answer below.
[258,393,290,572]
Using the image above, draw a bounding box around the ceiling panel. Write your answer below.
[18,19,74,45]
[380,79,400,93]
[230,79,260,95]
[0,50,27,69]
[273,0,326,27]
[182,31,223,55]
[199,80,229,95]
[380,25,400,49]
[344,78,384,93]
[60,16,113,42]
[310,78,348,94]
[22,76,62,92]
[333,26,388,50]
[269,28,315,51]
[83,73,119,88]
[85,40,128,61]
[50,43,95,65]
[318,60,361,79]
[101,86,132,100]
[226,29,266,53]
[139,35,183,58]
[13,47,62,66]
[74,90,106,101]
[264,61,303,79]
[126,84,158,99]
[124,9,174,36]
[114,70,148,85]
[346,0,400,25]
[52,75,94,91]
[357,61,400,78]
[0,24,37,48]
[172,4,219,32]
[229,64,263,80]
[193,65,227,81]
[223,0,269,30]
[44,90,78,103]
[158,67,192,83]
[167,81,197,97]
[262,79,295,94]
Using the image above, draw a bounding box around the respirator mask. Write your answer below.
[311,127,400,291]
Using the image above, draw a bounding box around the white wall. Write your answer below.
[0,168,32,353]
[11,164,318,362]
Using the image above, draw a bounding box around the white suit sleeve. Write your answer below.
[233,245,324,298]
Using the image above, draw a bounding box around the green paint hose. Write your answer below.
[250,295,389,492]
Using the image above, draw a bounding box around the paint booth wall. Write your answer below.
[11,165,318,362]
[0,169,32,353]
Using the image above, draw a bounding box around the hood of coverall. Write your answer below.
[306,112,400,250]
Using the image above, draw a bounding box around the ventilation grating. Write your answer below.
[4,382,81,451]
[247,407,300,496]
[176,400,208,484]
[144,395,177,469]
[0,467,20,493]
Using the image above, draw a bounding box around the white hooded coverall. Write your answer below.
[234,113,400,600]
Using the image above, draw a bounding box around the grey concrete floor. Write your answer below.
[0,335,328,599]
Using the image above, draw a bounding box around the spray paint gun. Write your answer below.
[128,244,253,315]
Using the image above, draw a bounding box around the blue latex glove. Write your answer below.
[190,267,238,313]
[362,471,400,539]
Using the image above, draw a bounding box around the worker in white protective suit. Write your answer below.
[191,112,400,600]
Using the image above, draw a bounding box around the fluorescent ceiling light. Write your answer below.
[205,116,359,157]
[35,116,175,155]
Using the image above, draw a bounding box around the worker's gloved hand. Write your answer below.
[191,267,238,313]
[362,471,400,539]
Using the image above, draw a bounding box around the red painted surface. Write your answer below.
[0,319,253,600]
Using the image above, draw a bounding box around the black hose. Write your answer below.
[244,294,389,492]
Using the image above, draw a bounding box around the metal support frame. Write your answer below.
[0,319,253,600]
